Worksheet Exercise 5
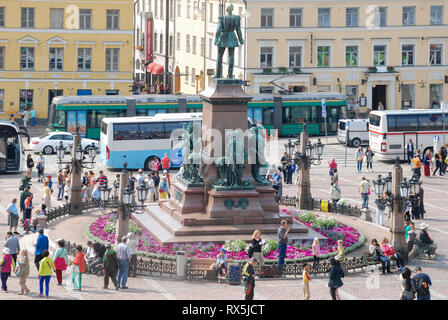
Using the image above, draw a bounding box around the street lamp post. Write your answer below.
[291,124,324,210]
[372,158,422,263]
[55,126,97,215]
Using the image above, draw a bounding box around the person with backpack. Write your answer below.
[103,242,119,290]
[400,267,416,300]
[413,266,432,300]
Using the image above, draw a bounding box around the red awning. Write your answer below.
[146,62,164,75]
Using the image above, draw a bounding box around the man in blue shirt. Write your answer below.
[413,266,432,300]
[34,228,49,271]
[6,199,20,235]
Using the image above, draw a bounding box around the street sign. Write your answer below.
[321,98,327,118]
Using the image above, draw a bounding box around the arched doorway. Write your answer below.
[174,66,181,93]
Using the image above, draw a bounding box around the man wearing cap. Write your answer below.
[34,228,49,271]
[418,223,437,257]
[413,266,432,300]
[103,242,119,290]
[243,258,257,300]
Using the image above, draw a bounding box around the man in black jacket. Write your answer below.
[243,258,257,300]
[103,242,119,290]
[91,242,106,275]
[418,223,437,257]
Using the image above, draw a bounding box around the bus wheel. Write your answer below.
[43,145,54,155]
[144,156,156,171]
[351,138,361,148]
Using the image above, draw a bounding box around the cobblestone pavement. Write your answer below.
[0,137,447,300]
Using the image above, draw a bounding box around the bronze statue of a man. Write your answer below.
[213,4,244,79]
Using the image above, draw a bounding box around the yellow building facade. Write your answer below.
[245,0,448,111]
[0,0,134,120]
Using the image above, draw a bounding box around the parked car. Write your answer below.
[30,132,99,155]
[337,119,369,147]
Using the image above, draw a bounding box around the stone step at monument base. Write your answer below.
[160,199,291,226]
[132,204,324,245]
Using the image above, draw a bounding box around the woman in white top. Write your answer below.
[64,179,71,202]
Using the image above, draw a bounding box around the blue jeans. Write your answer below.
[39,275,51,296]
[417,294,430,300]
[117,259,129,288]
[357,161,362,172]
[278,242,287,266]
[379,256,390,270]
[362,193,369,208]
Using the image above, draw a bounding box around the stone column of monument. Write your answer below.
[296,125,313,210]
[390,161,408,263]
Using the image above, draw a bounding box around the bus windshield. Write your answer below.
[369,114,381,127]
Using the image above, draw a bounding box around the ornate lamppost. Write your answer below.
[290,124,324,209]
[372,158,422,263]
[55,126,97,215]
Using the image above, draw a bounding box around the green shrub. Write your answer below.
[262,240,278,255]
[223,240,247,252]
[312,216,338,229]
[129,221,142,235]
[297,212,317,224]
[104,223,116,234]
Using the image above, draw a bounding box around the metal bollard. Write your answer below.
[176,251,187,279]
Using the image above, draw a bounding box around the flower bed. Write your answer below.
[87,210,363,263]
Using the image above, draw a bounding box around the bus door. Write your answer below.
[404,132,418,160]
[170,133,183,167]
[67,111,87,137]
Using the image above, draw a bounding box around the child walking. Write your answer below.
[71,245,85,291]
[312,238,321,271]
[302,263,311,300]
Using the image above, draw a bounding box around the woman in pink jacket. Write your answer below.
[1,248,16,293]
[380,237,405,271]
[312,238,321,270]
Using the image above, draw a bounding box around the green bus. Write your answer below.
[49,93,347,140]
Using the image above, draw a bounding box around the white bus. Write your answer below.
[0,120,29,173]
[100,113,202,170]
[369,109,448,160]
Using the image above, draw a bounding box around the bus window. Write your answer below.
[101,122,108,135]
[395,114,418,131]
[113,123,139,140]
[262,108,273,125]
[369,114,381,127]
[53,110,66,128]
[139,122,164,139]
[136,110,147,116]
[387,115,397,132]
[419,114,443,131]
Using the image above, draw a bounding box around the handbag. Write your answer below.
[357,157,363,162]
[15,263,25,278]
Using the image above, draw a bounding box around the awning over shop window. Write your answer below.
[146,62,164,75]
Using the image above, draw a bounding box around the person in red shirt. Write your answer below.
[161,153,171,187]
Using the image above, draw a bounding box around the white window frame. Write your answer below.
[372,39,389,66]
[289,8,302,27]
[318,8,331,27]
[402,6,415,26]
[429,40,444,66]
[400,39,417,66]
[374,6,387,27]
[0,46,5,70]
[79,9,92,30]
[346,8,359,27]
[316,40,333,67]
[430,6,444,25]
[77,47,92,71]
[0,7,5,27]
[20,47,35,70]
[258,40,276,68]
[344,40,360,67]
[50,8,64,29]
[49,47,64,71]
[288,40,304,68]
[107,10,120,30]
[261,8,274,28]
[21,7,35,28]
[105,48,120,71]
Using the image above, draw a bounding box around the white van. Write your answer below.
[337,119,369,147]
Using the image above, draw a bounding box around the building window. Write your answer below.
[317,85,331,92]
[373,45,387,66]
[289,46,302,67]
[345,86,358,110]
[0,7,5,27]
[209,3,213,22]
[429,44,443,65]
[186,34,190,52]
[261,8,273,28]
[160,0,164,20]
[345,45,359,66]
[79,9,92,29]
[191,67,196,86]
[177,0,181,17]
[259,86,273,94]
[317,46,330,67]
[401,44,415,65]
[260,46,273,68]
[201,2,206,21]
[0,46,4,70]
[192,36,197,54]
[402,6,415,26]
[107,10,120,30]
[374,7,387,27]
[187,1,191,18]
[49,47,64,71]
[431,6,444,25]
[159,33,164,54]
[78,48,92,71]
[105,48,119,71]
[0,89,4,112]
[185,66,189,84]
[401,84,414,109]
[19,89,33,111]
[21,8,35,28]
[154,32,158,52]
[169,35,173,56]
[201,37,205,57]
[50,8,64,29]
[170,0,174,19]
[176,32,180,50]
[20,47,34,70]
[318,8,331,27]
[346,8,359,27]
[289,8,302,27]
[208,37,213,58]
[430,84,442,108]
